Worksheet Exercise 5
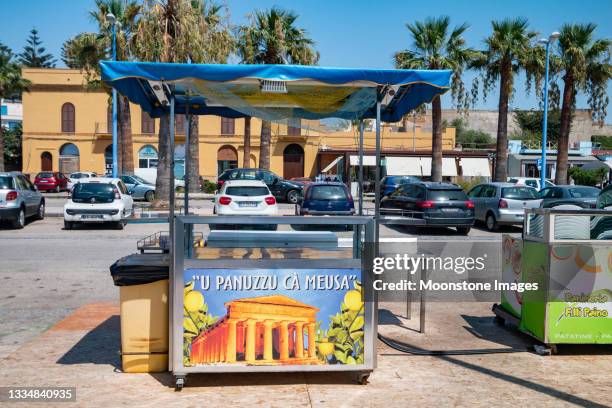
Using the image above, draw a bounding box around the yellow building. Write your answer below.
[21,68,456,180]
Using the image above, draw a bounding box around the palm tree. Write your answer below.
[62,0,140,174]
[17,28,57,68]
[185,0,233,193]
[394,16,477,181]
[0,43,30,172]
[554,23,611,184]
[479,18,538,181]
[236,7,319,170]
[134,0,218,203]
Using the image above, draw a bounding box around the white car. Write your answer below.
[214,180,278,216]
[64,178,133,230]
[508,177,555,191]
[67,172,97,190]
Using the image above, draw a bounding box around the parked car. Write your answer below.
[539,185,600,209]
[380,182,474,234]
[213,180,278,216]
[67,172,97,190]
[508,177,555,191]
[468,183,541,231]
[217,168,303,204]
[34,171,68,192]
[597,184,612,209]
[0,172,45,229]
[297,182,354,216]
[380,175,421,198]
[64,178,133,230]
[120,175,156,202]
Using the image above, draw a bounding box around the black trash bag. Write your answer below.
[110,253,169,286]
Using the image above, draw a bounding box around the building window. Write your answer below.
[138,145,158,168]
[61,103,75,133]
[175,114,185,135]
[287,120,301,136]
[106,104,112,134]
[221,117,235,135]
[141,111,155,134]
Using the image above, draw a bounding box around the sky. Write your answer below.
[2,0,612,120]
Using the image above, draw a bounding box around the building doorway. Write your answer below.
[59,143,80,174]
[283,144,304,180]
[217,145,238,176]
[41,151,52,171]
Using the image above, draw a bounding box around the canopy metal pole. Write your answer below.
[374,100,382,255]
[358,120,364,216]
[184,99,190,215]
[169,93,176,249]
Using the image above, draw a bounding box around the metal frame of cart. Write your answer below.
[171,216,376,384]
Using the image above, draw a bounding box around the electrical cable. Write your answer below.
[377,332,530,356]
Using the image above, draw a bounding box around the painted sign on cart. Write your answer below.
[182,268,365,367]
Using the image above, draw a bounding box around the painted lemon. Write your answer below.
[344,290,363,311]
[317,338,334,356]
[184,290,204,312]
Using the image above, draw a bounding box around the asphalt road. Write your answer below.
[0,199,518,358]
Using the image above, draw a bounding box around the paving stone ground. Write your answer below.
[1,301,610,407]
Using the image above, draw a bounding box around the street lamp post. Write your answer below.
[538,31,560,187]
[107,13,119,178]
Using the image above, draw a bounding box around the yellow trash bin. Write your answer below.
[120,279,169,373]
[111,254,169,373]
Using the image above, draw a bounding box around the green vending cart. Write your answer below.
[494,208,612,352]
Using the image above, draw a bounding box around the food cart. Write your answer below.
[99,61,452,387]
[495,208,612,354]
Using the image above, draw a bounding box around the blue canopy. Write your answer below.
[100,61,451,123]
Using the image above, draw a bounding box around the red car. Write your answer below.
[34,172,68,192]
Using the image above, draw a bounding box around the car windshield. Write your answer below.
[72,183,115,203]
[427,189,467,201]
[310,185,348,200]
[225,186,269,197]
[37,172,54,178]
[569,187,599,198]
[131,175,149,184]
[0,176,14,189]
[502,187,539,199]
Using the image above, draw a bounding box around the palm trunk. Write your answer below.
[494,60,512,182]
[430,95,443,182]
[155,114,171,205]
[187,115,200,193]
[259,119,271,170]
[556,75,574,185]
[243,116,251,167]
[0,109,4,172]
[119,95,134,174]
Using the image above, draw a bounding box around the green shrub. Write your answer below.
[568,166,607,187]
[454,176,485,192]
[202,179,217,193]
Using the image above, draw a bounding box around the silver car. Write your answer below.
[120,175,156,202]
[0,172,45,228]
[467,182,541,231]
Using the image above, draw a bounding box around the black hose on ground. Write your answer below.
[377,333,530,356]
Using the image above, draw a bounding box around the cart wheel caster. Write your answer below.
[548,344,558,355]
[357,373,370,385]
[175,375,186,390]
[534,344,553,356]
[493,315,505,326]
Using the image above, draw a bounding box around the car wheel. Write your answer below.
[114,221,124,230]
[36,201,45,220]
[457,226,471,235]
[145,190,155,202]
[486,213,498,232]
[12,208,25,229]
[64,220,73,230]
[286,190,299,204]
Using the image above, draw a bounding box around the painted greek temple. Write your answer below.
[190,295,322,365]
